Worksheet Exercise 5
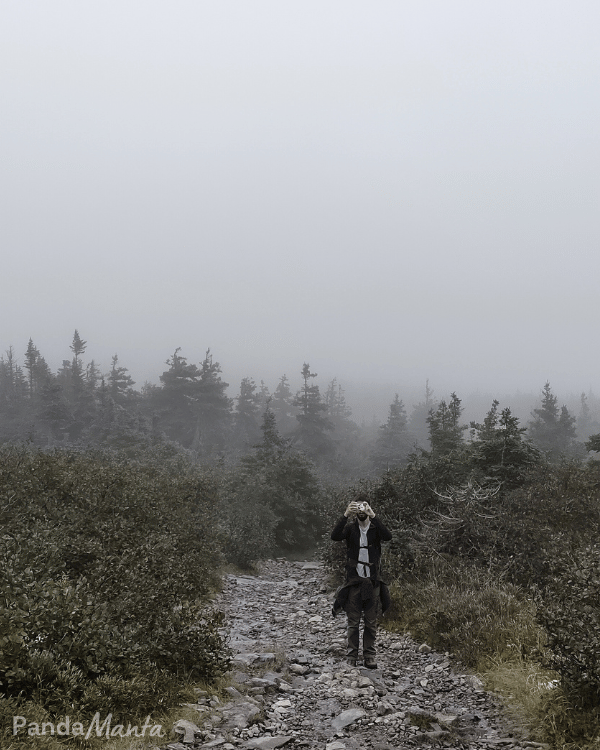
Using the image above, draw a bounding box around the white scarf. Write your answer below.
[357,519,371,578]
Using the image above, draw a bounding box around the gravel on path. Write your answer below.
[161,559,548,750]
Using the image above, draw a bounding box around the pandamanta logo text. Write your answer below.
[13,713,164,739]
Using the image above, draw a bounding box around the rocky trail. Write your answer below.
[163,559,547,750]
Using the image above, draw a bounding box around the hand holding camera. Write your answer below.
[357,501,376,518]
[344,501,359,517]
[344,500,375,518]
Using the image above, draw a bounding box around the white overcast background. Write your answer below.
[2,1,599,415]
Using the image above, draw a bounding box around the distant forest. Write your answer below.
[1,331,600,477]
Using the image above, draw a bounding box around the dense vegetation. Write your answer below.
[3,332,600,748]
[321,408,600,749]
[0,445,229,748]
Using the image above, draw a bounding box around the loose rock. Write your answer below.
[162,559,536,749]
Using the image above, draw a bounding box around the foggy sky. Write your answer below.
[2,1,599,411]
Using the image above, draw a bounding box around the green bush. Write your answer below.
[537,542,600,709]
[0,444,230,721]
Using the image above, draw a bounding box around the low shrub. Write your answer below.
[0,444,230,725]
[537,542,600,710]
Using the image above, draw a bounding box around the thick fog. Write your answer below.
[2,1,599,416]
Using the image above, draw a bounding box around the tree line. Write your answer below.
[1,332,599,476]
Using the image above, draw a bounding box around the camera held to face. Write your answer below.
[356,502,369,520]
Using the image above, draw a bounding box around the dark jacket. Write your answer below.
[330,515,393,616]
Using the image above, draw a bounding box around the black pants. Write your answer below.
[346,582,380,660]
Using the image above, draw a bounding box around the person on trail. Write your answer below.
[331,494,392,669]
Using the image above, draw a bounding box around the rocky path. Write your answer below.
[165,559,548,750]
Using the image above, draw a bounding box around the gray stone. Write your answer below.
[221,701,262,729]
[289,663,310,675]
[466,675,485,690]
[225,686,243,699]
[173,719,202,744]
[262,671,283,683]
[331,708,367,730]
[435,711,459,726]
[249,677,278,690]
[244,736,294,749]
[257,652,277,663]
[415,729,451,742]
[232,653,261,667]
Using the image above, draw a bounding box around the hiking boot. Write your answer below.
[346,658,357,667]
[363,657,377,669]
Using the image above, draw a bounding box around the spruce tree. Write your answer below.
[528,382,577,459]
[427,392,467,456]
[193,349,232,458]
[578,392,600,441]
[233,377,261,450]
[0,348,28,440]
[24,339,41,397]
[471,401,541,487]
[324,378,365,476]
[238,407,322,550]
[107,354,136,403]
[155,348,201,446]
[292,363,334,461]
[408,380,435,449]
[271,374,295,435]
[372,394,412,471]
[63,332,98,441]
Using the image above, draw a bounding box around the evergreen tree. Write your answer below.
[37,378,71,442]
[528,382,577,460]
[155,348,201,446]
[65,331,97,440]
[0,348,27,409]
[408,380,435,449]
[257,381,271,411]
[24,339,51,397]
[271,374,295,435]
[107,354,136,404]
[471,401,542,487]
[85,360,100,390]
[427,392,467,456]
[578,392,592,440]
[372,394,412,471]
[578,391,600,441]
[233,377,261,450]
[56,359,73,395]
[0,348,28,440]
[238,407,323,550]
[192,349,232,458]
[559,405,577,448]
[324,378,366,477]
[292,363,334,461]
[67,330,87,403]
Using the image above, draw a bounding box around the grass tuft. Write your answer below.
[386,561,544,670]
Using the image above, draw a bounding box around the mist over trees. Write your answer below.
[6,332,600,746]
[1,332,599,473]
